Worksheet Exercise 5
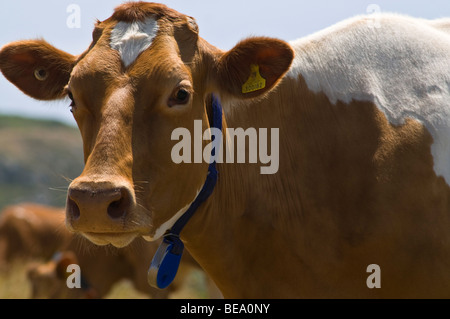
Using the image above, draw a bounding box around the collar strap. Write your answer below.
[148,94,223,289]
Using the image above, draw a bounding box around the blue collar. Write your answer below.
[147,94,223,289]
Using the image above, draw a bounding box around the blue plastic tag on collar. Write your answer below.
[147,235,184,289]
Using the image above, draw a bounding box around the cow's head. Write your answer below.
[27,251,99,299]
[0,2,293,248]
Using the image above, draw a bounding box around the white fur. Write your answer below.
[288,14,450,186]
[143,189,201,242]
[110,17,159,68]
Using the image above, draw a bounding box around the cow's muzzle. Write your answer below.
[65,179,139,247]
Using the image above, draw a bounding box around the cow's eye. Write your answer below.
[67,91,76,113]
[168,87,191,107]
[176,89,189,102]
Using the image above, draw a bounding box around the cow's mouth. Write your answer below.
[82,232,139,248]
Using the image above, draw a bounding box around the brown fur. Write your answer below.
[110,2,185,23]
[0,204,71,268]
[27,237,208,299]
[0,204,219,298]
[182,76,450,298]
[0,40,76,100]
[217,37,294,98]
[2,2,450,298]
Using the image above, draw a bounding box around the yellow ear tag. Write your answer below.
[242,64,266,94]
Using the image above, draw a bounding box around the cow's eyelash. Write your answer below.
[68,91,74,102]
[67,90,76,113]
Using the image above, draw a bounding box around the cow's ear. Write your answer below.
[0,40,76,100]
[55,251,78,279]
[215,37,294,99]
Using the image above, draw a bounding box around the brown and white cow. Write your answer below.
[2,2,450,298]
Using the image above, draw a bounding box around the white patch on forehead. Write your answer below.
[110,17,159,68]
[287,13,450,186]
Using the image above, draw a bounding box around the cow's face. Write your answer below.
[27,252,98,299]
[0,2,293,248]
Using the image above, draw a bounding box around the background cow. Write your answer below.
[27,238,219,299]
[0,203,220,298]
[0,203,71,270]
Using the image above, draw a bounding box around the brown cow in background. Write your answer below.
[0,203,221,298]
[0,203,70,269]
[27,237,211,299]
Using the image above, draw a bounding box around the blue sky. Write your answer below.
[1,0,449,126]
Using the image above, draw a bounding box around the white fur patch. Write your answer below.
[110,17,159,68]
[143,189,201,242]
[288,14,450,185]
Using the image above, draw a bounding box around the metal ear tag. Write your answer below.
[147,235,184,289]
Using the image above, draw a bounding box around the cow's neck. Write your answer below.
[181,84,309,298]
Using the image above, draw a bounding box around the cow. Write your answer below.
[0,203,220,298]
[1,2,450,298]
[27,238,219,299]
[0,203,71,269]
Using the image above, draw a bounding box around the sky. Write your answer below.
[1,0,449,126]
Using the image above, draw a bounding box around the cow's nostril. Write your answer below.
[107,199,125,219]
[107,189,130,219]
[67,197,80,220]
